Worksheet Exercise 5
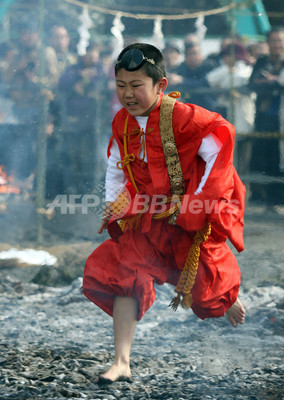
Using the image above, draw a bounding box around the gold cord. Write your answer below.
[117,114,139,194]
[169,222,211,311]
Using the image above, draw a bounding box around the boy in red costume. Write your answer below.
[83,43,246,384]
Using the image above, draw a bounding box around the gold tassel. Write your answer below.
[181,293,193,309]
[169,222,211,311]
[168,294,181,311]
[168,91,181,99]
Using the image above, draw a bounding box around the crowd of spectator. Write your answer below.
[0,23,284,205]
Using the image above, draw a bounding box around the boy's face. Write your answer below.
[116,68,167,117]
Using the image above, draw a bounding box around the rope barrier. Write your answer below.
[63,0,235,20]
[61,0,284,19]
[236,132,284,139]
[7,2,284,19]
[239,173,284,185]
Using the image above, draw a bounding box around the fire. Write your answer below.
[0,165,20,195]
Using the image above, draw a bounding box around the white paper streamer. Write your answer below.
[77,7,94,56]
[195,15,207,42]
[151,17,164,49]
[111,13,125,58]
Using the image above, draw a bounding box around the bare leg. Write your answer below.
[226,297,245,327]
[101,296,138,382]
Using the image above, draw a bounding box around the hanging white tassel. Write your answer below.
[77,7,94,56]
[195,15,207,42]
[151,17,164,49]
[111,13,125,58]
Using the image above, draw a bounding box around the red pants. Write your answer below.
[83,219,240,321]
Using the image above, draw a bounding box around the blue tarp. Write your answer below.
[233,0,271,38]
[0,0,15,23]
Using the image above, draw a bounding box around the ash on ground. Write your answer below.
[0,205,284,400]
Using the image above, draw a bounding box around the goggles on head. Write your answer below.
[116,48,155,71]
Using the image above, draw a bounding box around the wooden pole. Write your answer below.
[228,1,238,169]
[36,0,47,244]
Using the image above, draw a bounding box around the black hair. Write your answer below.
[185,41,200,52]
[115,42,166,84]
[164,41,181,53]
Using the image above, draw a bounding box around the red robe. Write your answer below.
[83,93,246,320]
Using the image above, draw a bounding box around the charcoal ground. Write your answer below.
[0,205,283,400]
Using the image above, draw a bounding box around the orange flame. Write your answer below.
[0,165,20,194]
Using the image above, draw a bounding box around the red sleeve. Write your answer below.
[107,136,114,158]
[176,119,246,253]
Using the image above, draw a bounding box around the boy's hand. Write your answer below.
[98,202,112,234]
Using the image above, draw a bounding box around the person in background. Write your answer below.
[57,41,103,133]
[1,28,44,180]
[47,42,103,196]
[184,33,199,46]
[163,41,182,73]
[8,22,58,90]
[206,42,254,175]
[7,24,43,125]
[205,35,245,70]
[46,25,77,81]
[7,22,58,131]
[248,26,284,206]
[247,41,269,66]
[0,43,18,124]
[167,40,217,111]
[46,25,78,168]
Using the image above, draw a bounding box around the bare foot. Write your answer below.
[100,363,131,382]
[226,297,245,327]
